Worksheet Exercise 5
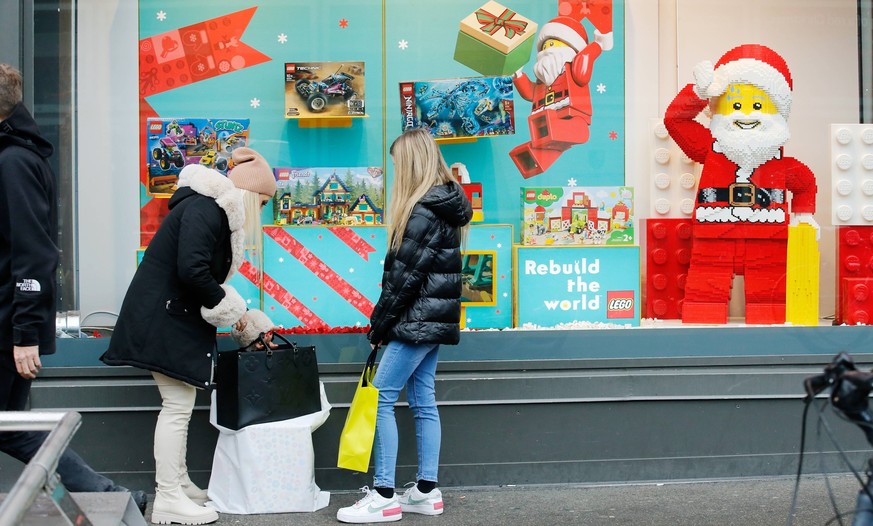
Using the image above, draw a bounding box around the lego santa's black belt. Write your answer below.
[697,183,784,208]
[534,90,568,108]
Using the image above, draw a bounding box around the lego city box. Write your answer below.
[454,1,537,76]
[521,186,634,246]
[398,76,515,139]
[284,61,366,118]
[145,117,250,196]
[271,166,384,226]
[514,245,640,328]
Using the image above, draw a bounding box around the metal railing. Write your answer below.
[0,411,88,525]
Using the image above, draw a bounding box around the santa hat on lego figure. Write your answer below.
[536,15,613,53]
[702,44,793,119]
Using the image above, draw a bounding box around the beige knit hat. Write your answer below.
[228,147,277,196]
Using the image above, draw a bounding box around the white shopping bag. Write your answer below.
[206,381,331,514]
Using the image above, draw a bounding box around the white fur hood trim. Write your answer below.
[177,164,246,280]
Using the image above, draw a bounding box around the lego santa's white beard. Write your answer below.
[710,112,790,172]
[534,45,577,86]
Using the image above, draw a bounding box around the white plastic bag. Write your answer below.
[206,381,331,514]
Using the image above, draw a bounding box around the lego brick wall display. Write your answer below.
[514,245,640,327]
[284,61,366,118]
[145,117,250,196]
[272,167,384,226]
[521,186,634,245]
[831,124,873,226]
[262,226,387,330]
[399,76,516,139]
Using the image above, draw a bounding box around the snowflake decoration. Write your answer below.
[609,130,618,140]
[278,33,288,44]
[250,98,261,109]
[398,39,409,50]
[339,18,349,28]
[567,178,578,186]
[596,83,606,94]
[156,10,167,21]
[349,268,355,273]
[496,243,502,248]
[278,257,284,263]
[503,292,509,298]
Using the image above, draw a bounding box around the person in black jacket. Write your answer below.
[0,63,147,512]
[337,128,472,524]
[101,147,277,525]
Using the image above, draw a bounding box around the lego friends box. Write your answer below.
[514,245,640,327]
[521,186,634,245]
[271,166,384,226]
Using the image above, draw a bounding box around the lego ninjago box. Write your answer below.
[145,117,250,196]
[284,61,366,118]
[399,76,515,139]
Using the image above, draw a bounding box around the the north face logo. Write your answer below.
[16,279,41,292]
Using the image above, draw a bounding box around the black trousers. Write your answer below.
[0,362,120,492]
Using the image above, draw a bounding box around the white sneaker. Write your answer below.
[337,487,402,523]
[399,483,444,516]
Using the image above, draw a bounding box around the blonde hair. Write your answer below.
[239,188,264,264]
[387,128,462,252]
[0,64,23,119]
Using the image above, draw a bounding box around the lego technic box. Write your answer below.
[284,61,366,118]
[399,76,515,139]
[145,117,250,196]
[271,166,384,226]
[521,186,635,246]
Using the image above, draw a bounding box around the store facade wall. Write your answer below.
[0,0,870,492]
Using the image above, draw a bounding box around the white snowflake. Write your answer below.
[278,257,284,263]
[567,178,578,186]
[596,83,606,94]
[349,268,355,273]
[466,317,472,324]
[398,39,409,50]
[250,98,261,109]
[156,10,167,21]
[503,292,508,298]
[496,243,502,248]
[278,33,288,44]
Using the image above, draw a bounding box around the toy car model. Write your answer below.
[294,66,357,112]
[151,137,185,171]
[223,134,246,153]
[197,149,229,172]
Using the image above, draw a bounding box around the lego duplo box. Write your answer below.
[521,186,635,246]
[514,245,640,327]
[454,1,537,76]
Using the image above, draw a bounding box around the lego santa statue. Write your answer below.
[664,44,818,324]
[510,15,612,178]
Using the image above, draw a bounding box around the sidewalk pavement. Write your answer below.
[143,474,865,525]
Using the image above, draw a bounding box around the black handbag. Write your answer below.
[215,333,321,430]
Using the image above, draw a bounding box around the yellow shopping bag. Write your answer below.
[337,347,379,472]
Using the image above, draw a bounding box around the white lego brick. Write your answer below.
[650,118,700,218]
[831,124,873,226]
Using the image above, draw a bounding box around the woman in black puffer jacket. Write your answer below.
[337,128,472,524]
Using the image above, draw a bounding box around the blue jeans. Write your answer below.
[372,340,440,489]
[0,361,122,492]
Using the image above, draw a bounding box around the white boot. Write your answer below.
[180,472,208,504]
[151,485,218,525]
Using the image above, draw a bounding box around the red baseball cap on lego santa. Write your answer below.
[708,44,793,118]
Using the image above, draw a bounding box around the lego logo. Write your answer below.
[525,190,536,200]
[149,124,162,132]
[285,64,295,73]
[401,84,412,95]
[608,298,633,311]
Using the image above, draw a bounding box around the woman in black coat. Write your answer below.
[102,148,276,525]
[337,129,472,524]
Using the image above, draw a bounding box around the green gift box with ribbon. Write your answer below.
[454,1,537,76]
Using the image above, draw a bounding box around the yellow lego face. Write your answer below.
[714,83,778,117]
[541,38,569,49]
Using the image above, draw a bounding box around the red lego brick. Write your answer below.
[835,226,873,324]
[841,277,873,325]
[643,218,692,319]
